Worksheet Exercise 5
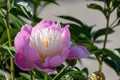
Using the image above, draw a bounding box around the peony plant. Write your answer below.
[14,20,90,72]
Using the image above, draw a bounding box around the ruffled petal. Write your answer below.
[14,25,32,53]
[14,53,34,71]
[68,46,90,59]
[32,20,55,32]
[21,24,32,34]
[61,25,70,42]
[14,31,30,53]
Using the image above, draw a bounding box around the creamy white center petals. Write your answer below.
[30,28,64,59]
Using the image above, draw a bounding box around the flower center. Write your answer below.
[43,40,49,47]
[30,28,64,60]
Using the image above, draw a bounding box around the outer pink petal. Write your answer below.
[14,31,30,53]
[47,56,63,67]
[21,24,32,34]
[61,41,72,60]
[68,46,90,59]
[14,53,34,71]
[23,46,40,62]
[34,58,55,72]
[14,25,32,53]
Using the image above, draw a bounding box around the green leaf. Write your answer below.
[106,0,111,8]
[30,0,42,6]
[87,3,104,14]
[19,73,30,80]
[56,64,65,73]
[69,23,82,35]
[0,29,7,44]
[58,15,85,26]
[17,1,33,19]
[81,43,98,53]
[2,45,15,57]
[30,0,58,8]
[10,7,29,19]
[69,23,92,41]
[0,9,25,29]
[0,25,4,33]
[61,71,88,80]
[117,7,120,18]
[104,58,120,75]
[0,28,18,44]
[102,49,120,64]
[0,15,6,28]
[32,69,45,79]
[42,0,59,5]
[113,1,120,9]
[82,67,89,76]
[9,13,25,29]
[9,28,19,42]
[0,0,5,8]
[116,48,120,53]
[0,75,5,80]
[92,27,114,41]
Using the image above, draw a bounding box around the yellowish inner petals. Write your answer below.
[43,41,49,47]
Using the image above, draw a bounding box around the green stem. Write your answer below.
[45,72,48,80]
[103,14,110,49]
[52,66,68,80]
[29,71,33,80]
[10,57,14,80]
[6,0,15,80]
[95,55,102,72]
[99,10,110,73]
[99,61,103,73]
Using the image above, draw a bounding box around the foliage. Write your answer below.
[0,0,120,80]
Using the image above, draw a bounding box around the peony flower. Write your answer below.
[14,20,90,72]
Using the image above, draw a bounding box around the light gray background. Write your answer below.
[39,0,120,80]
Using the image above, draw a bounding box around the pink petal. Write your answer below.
[14,31,30,53]
[61,25,70,43]
[35,65,55,72]
[23,46,40,62]
[34,58,55,72]
[14,25,32,53]
[68,46,90,59]
[14,53,34,71]
[47,56,63,67]
[61,41,72,60]
[32,20,55,32]
[21,24,32,34]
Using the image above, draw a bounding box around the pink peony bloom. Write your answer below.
[14,20,90,72]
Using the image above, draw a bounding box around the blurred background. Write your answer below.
[0,0,120,80]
